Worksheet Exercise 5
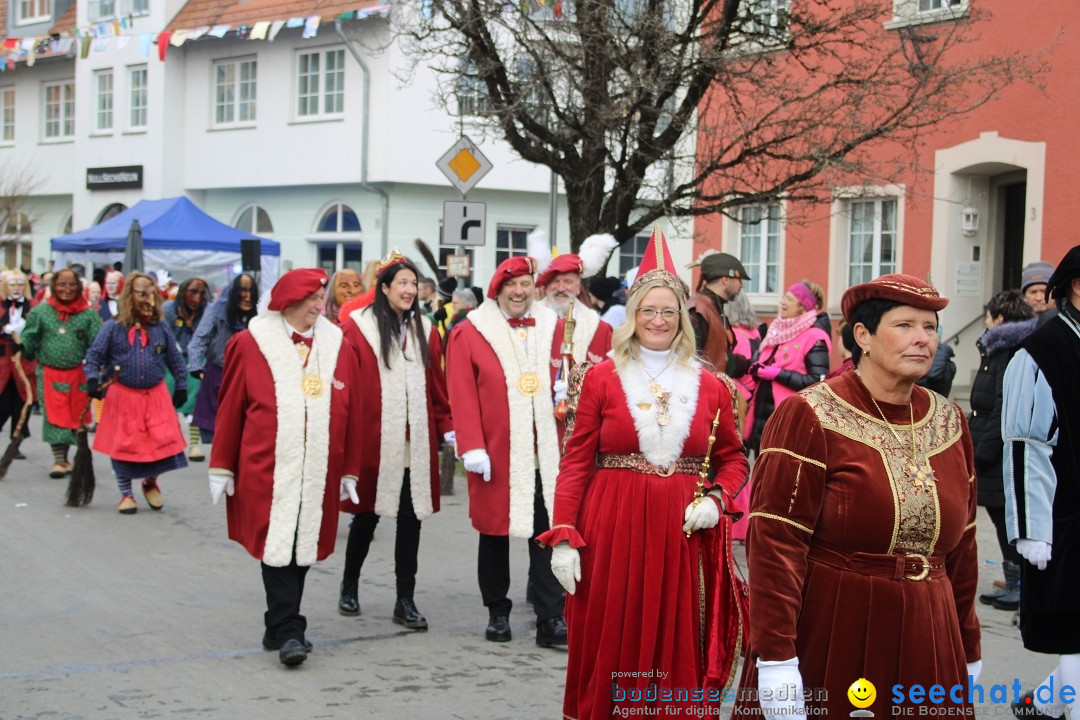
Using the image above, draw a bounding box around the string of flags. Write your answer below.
[0,5,391,72]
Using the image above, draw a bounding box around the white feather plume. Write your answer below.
[686,248,720,269]
[578,233,619,278]
[527,229,553,274]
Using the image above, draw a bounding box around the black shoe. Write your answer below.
[262,632,312,652]
[485,614,512,642]
[393,597,429,630]
[1011,690,1064,719]
[536,616,568,648]
[338,580,360,616]
[13,449,25,460]
[278,638,307,667]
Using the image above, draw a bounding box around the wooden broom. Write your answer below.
[65,366,119,507]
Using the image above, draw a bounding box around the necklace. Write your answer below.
[639,354,674,427]
[504,319,541,397]
[864,385,935,489]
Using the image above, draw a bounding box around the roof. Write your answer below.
[51,196,281,255]
[50,2,77,34]
[167,0,384,32]
[0,1,7,40]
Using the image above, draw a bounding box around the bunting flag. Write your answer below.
[302,15,321,38]
[268,20,287,41]
[250,21,270,40]
[157,31,171,60]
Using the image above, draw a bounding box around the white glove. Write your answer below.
[967,659,983,685]
[682,491,722,534]
[1017,539,1052,570]
[443,431,456,447]
[209,473,234,505]
[462,448,492,482]
[757,658,804,720]
[551,543,581,595]
[340,476,359,504]
[553,378,569,403]
[2,324,10,335]
[8,317,24,334]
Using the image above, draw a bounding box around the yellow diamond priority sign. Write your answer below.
[437,136,493,195]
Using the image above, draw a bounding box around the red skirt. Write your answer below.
[93,382,187,462]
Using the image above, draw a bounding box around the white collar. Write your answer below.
[283,319,313,339]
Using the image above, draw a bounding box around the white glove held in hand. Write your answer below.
[1017,539,1052,570]
[553,378,569,403]
[757,658,805,720]
[682,491,722,533]
[967,659,983,685]
[209,473,234,505]
[443,431,456,447]
[462,449,492,482]
[340,476,359,504]
[551,543,581,595]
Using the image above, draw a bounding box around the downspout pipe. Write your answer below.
[335,17,390,260]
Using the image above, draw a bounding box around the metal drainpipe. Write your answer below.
[335,17,390,260]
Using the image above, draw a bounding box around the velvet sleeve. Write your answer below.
[708,375,750,510]
[340,340,364,480]
[746,395,828,662]
[537,362,601,549]
[944,412,982,663]
[445,324,485,456]
[208,333,249,477]
[427,328,453,437]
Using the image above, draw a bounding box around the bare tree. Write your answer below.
[0,160,44,264]
[396,0,1041,250]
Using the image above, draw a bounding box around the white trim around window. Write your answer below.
[721,200,785,310]
[128,64,148,132]
[0,86,14,145]
[295,47,346,121]
[93,69,114,134]
[884,0,968,29]
[212,57,258,129]
[16,0,50,25]
[42,79,75,142]
[827,185,906,309]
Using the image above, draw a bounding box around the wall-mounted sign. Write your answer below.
[86,165,143,190]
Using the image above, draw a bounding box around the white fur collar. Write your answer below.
[615,355,702,467]
[351,307,434,520]
[248,312,342,566]
[570,303,602,364]
[467,300,561,538]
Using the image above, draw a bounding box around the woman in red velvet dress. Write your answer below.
[538,229,748,720]
[738,274,982,720]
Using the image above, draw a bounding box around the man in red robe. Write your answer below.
[209,268,363,667]
[446,256,568,648]
[536,253,614,365]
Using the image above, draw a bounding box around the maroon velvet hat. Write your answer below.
[535,254,584,288]
[841,273,948,323]
[268,268,329,311]
[487,256,537,299]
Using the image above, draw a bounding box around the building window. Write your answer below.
[96,203,128,224]
[16,0,49,24]
[297,49,345,119]
[2,212,33,270]
[129,65,148,130]
[43,80,75,140]
[917,0,964,11]
[90,0,148,21]
[316,243,363,275]
[234,205,274,235]
[848,198,898,286]
[1,87,14,143]
[317,203,360,233]
[456,58,493,117]
[214,58,257,128]
[738,204,781,295]
[741,0,789,43]
[495,226,532,266]
[94,70,113,133]
[619,234,649,276]
[888,0,966,26]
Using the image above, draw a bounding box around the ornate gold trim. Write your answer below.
[788,464,801,515]
[758,447,826,469]
[964,520,977,532]
[748,512,813,535]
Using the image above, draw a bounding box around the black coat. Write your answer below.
[969,318,1037,508]
[915,343,956,397]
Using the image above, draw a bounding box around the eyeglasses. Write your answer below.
[637,307,679,320]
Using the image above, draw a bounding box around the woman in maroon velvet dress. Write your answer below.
[737,274,982,720]
[538,229,748,720]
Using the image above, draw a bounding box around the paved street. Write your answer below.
[0,435,1056,720]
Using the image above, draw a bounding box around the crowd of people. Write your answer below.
[2,238,1078,718]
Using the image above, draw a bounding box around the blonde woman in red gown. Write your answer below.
[538,229,749,719]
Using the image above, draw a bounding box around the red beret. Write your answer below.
[536,254,584,288]
[487,256,537,299]
[268,268,329,311]
[841,273,948,323]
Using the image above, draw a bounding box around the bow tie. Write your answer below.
[291,332,313,348]
[507,317,535,328]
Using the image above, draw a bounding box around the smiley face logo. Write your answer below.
[848,678,876,709]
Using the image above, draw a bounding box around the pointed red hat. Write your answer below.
[628,226,681,297]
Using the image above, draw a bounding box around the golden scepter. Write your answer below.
[686,408,723,537]
[553,298,576,420]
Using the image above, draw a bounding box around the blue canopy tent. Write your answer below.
[51,197,280,294]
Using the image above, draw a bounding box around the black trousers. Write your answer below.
[0,381,30,439]
[343,471,422,598]
[478,471,564,622]
[984,504,1022,566]
[261,558,309,644]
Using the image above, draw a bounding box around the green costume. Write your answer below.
[21,303,102,445]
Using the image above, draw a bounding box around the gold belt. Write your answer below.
[595,453,705,478]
